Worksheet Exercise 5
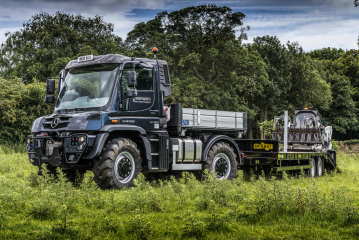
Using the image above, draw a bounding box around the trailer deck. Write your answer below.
[236,138,339,176]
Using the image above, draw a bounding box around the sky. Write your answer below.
[0,0,358,52]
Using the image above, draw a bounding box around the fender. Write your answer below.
[201,135,242,164]
[82,124,151,163]
[82,133,109,159]
[99,124,146,135]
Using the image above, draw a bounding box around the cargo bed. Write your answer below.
[166,103,247,135]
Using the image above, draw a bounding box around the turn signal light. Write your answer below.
[112,120,118,123]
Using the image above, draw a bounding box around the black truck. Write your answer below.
[26,52,338,188]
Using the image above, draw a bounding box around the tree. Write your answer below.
[307,47,345,61]
[355,0,359,7]
[249,36,331,132]
[309,48,359,136]
[0,78,52,143]
[0,11,124,83]
[126,4,248,82]
[318,72,358,134]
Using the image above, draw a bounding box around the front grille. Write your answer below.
[43,115,72,129]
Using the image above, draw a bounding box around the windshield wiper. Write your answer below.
[60,109,69,114]
[74,108,86,112]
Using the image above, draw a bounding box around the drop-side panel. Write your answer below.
[217,117,235,129]
[194,115,216,128]
[181,108,245,131]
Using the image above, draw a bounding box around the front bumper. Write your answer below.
[26,133,96,167]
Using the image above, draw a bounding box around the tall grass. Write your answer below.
[0,149,358,239]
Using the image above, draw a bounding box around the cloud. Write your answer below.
[0,0,170,44]
[0,0,169,14]
[237,0,359,51]
[0,0,358,51]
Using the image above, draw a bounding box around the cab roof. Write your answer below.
[65,54,159,70]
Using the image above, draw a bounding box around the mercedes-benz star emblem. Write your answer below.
[51,118,60,129]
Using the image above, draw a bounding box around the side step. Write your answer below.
[147,134,169,170]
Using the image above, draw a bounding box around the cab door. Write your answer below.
[121,62,155,113]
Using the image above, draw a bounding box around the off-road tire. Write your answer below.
[93,138,142,189]
[203,142,238,180]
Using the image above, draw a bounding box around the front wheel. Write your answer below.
[203,142,238,180]
[93,138,142,189]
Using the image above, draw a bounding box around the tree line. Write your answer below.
[0,5,358,143]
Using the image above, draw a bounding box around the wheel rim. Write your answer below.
[317,159,322,176]
[310,159,315,177]
[114,152,135,184]
[213,153,231,179]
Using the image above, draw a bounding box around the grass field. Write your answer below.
[1,144,359,239]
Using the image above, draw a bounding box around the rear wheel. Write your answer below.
[203,142,237,180]
[93,138,142,189]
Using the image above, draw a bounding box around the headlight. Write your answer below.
[79,137,85,142]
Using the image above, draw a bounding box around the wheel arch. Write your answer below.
[201,135,242,165]
[82,125,151,165]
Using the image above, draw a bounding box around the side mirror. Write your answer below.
[46,79,55,94]
[44,95,55,103]
[127,71,137,87]
[126,89,137,98]
[45,78,55,104]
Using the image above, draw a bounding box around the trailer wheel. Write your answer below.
[204,142,237,180]
[308,158,316,178]
[93,138,142,189]
[316,158,323,177]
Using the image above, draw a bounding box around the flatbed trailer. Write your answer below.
[235,139,338,177]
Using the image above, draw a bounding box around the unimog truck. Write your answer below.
[26,50,338,188]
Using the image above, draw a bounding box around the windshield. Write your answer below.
[55,64,119,111]
[295,113,317,128]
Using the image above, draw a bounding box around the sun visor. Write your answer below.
[65,54,132,69]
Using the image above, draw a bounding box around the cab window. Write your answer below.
[121,63,153,92]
